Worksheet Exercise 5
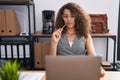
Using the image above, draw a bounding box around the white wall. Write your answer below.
[34,0,119,62]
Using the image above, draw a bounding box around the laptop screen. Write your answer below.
[45,56,101,80]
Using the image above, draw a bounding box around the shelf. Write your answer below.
[0,0,34,5]
[0,1,35,69]
[32,33,116,37]
[0,0,36,34]
[91,33,116,37]
[32,34,51,37]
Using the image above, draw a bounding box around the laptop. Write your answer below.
[45,56,101,80]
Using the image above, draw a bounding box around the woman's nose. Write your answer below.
[66,16,72,21]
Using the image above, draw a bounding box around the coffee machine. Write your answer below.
[42,10,55,34]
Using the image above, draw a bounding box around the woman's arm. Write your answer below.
[49,29,63,56]
[49,39,57,56]
[85,34,96,56]
[85,34,105,77]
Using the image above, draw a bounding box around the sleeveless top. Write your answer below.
[57,33,86,55]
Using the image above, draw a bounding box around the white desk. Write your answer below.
[100,71,120,80]
[19,71,120,80]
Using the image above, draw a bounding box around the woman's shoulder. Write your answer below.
[86,34,92,38]
[85,34,93,42]
[81,33,92,42]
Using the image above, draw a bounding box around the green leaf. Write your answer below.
[0,60,21,80]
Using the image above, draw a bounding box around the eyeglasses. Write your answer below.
[61,14,76,20]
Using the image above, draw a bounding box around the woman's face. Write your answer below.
[62,9,76,29]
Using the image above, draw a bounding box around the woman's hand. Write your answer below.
[51,28,63,44]
[49,28,63,56]
[100,67,105,77]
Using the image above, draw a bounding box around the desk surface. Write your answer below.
[42,71,120,80]
[19,71,120,80]
[100,71,120,80]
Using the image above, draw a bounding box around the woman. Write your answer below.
[49,2,105,77]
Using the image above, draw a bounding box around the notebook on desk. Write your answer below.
[45,56,101,80]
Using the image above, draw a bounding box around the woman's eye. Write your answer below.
[71,15,75,18]
[62,14,75,19]
[64,16,68,18]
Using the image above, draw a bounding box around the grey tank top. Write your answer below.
[57,33,86,55]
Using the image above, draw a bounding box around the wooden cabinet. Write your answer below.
[32,34,51,69]
[34,42,49,69]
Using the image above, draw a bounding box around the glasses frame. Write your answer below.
[61,14,76,20]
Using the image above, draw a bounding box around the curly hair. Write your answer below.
[55,2,91,38]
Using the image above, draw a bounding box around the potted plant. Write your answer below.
[0,60,21,80]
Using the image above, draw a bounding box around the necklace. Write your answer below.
[66,32,76,36]
[66,28,76,36]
